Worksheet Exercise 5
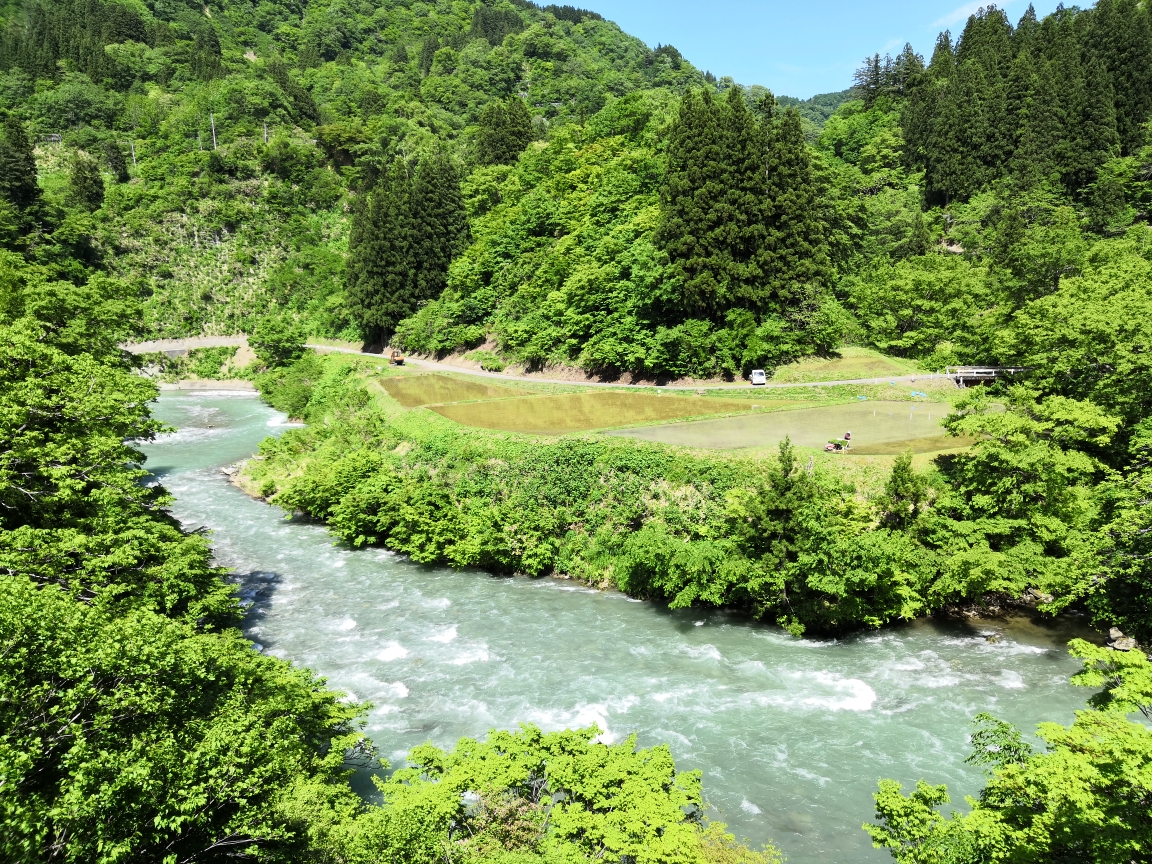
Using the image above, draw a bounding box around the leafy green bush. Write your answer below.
[865,641,1152,864]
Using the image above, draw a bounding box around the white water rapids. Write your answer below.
[143,393,1096,862]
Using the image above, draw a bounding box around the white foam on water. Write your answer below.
[737,660,768,675]
[695,620,706,626]
[741,799,762,815]
[335,617,357,631]
[377,642,409,662]
[801,672,876,712]
[424,597,452,610]
[450,647,490,665]
[992,641,1049,656]
[750,630,837,649]
[428,625,457,643]
[383,681,409,698]
[789,766,832,785]
[681,643,723,662]
[527,702,616,743]
[652,692,674,702]
[996,669,1025,689]
[891,657,926,671]
[911,673,962,689]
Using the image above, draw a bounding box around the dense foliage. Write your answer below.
[0,145,771,864]
[5,0,1152,855]
[0,0,723,342]
[244,304,1148,641]
[865,640,1152,863]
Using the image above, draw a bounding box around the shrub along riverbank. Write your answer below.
[0,236,774,864]
[243,347,1143,638]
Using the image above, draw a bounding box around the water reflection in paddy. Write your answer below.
[144,393,1094,863]
[607,400,959,452]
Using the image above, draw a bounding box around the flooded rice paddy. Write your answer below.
[607,400,955,452]
[380,374,961,453]
[381,374,524,407]
[431,389,798,435]
[146,393,1094,864]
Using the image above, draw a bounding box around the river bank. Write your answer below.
[145,390,1100,864]
[234,350,1107,644]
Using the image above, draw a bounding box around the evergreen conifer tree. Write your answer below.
[347,151,469,344]
[956,7,1013,175]
[1005,47,1036,144]
[927,60,988,201]
[346,161,416,345]
[1013,4,1041,55]
[418,35,439,77]
[476,98,533,165]
[654,88,731,318]
[191,25,223,81]
[1062,57,1120,191]
[67,153,104,211]
[0,115,39,211]
[762,108,830,309]
[410,150,470,303]
[1011,57,1062,185]
[1087,0,1152,153]
[902,32,953,191]
[718,87,771,310]
[103,141,129,184]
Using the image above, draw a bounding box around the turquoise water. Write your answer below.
[144,393,1097,863]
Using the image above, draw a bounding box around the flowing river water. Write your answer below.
[144,392,1098,863]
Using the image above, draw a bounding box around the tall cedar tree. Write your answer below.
[655,88,772,319]
[1088,0,1152,153]
[476,97,534,165]
[1010,54,1062,185]
[68,153,104,211]
[104,141,129,183]
[191,25,223,81]
[762,108,831,309]
[927,59,990,202]
[902,32,953,178]
[411,150,470,302]
[0,115,39,211]
[418,35,439,76]
[907,1,1144,199]
[1065,57,1120,190]
[347,161,415,345]
[347,154,469,343]
[956,7,1013,175]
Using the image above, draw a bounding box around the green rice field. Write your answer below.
[606,401,962,452]
[430,390,799,435]
[377,373,965,453]
[381,374,524,407]
[769,346,926,383]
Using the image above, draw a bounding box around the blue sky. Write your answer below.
[577,0,1066,98]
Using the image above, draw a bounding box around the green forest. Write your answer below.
[1,0,1152,858]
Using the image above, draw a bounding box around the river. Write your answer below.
[144,392,1096,863]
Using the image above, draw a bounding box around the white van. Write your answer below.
[750,369,767,386]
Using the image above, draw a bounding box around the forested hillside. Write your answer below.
[0,0,854,359]
[0,0,718,339]
[3,0,1152,860]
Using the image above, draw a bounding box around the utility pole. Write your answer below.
[263,120,268,143]
[210,113,217,149]
[198,131,202,151]
[129,139,136,168]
